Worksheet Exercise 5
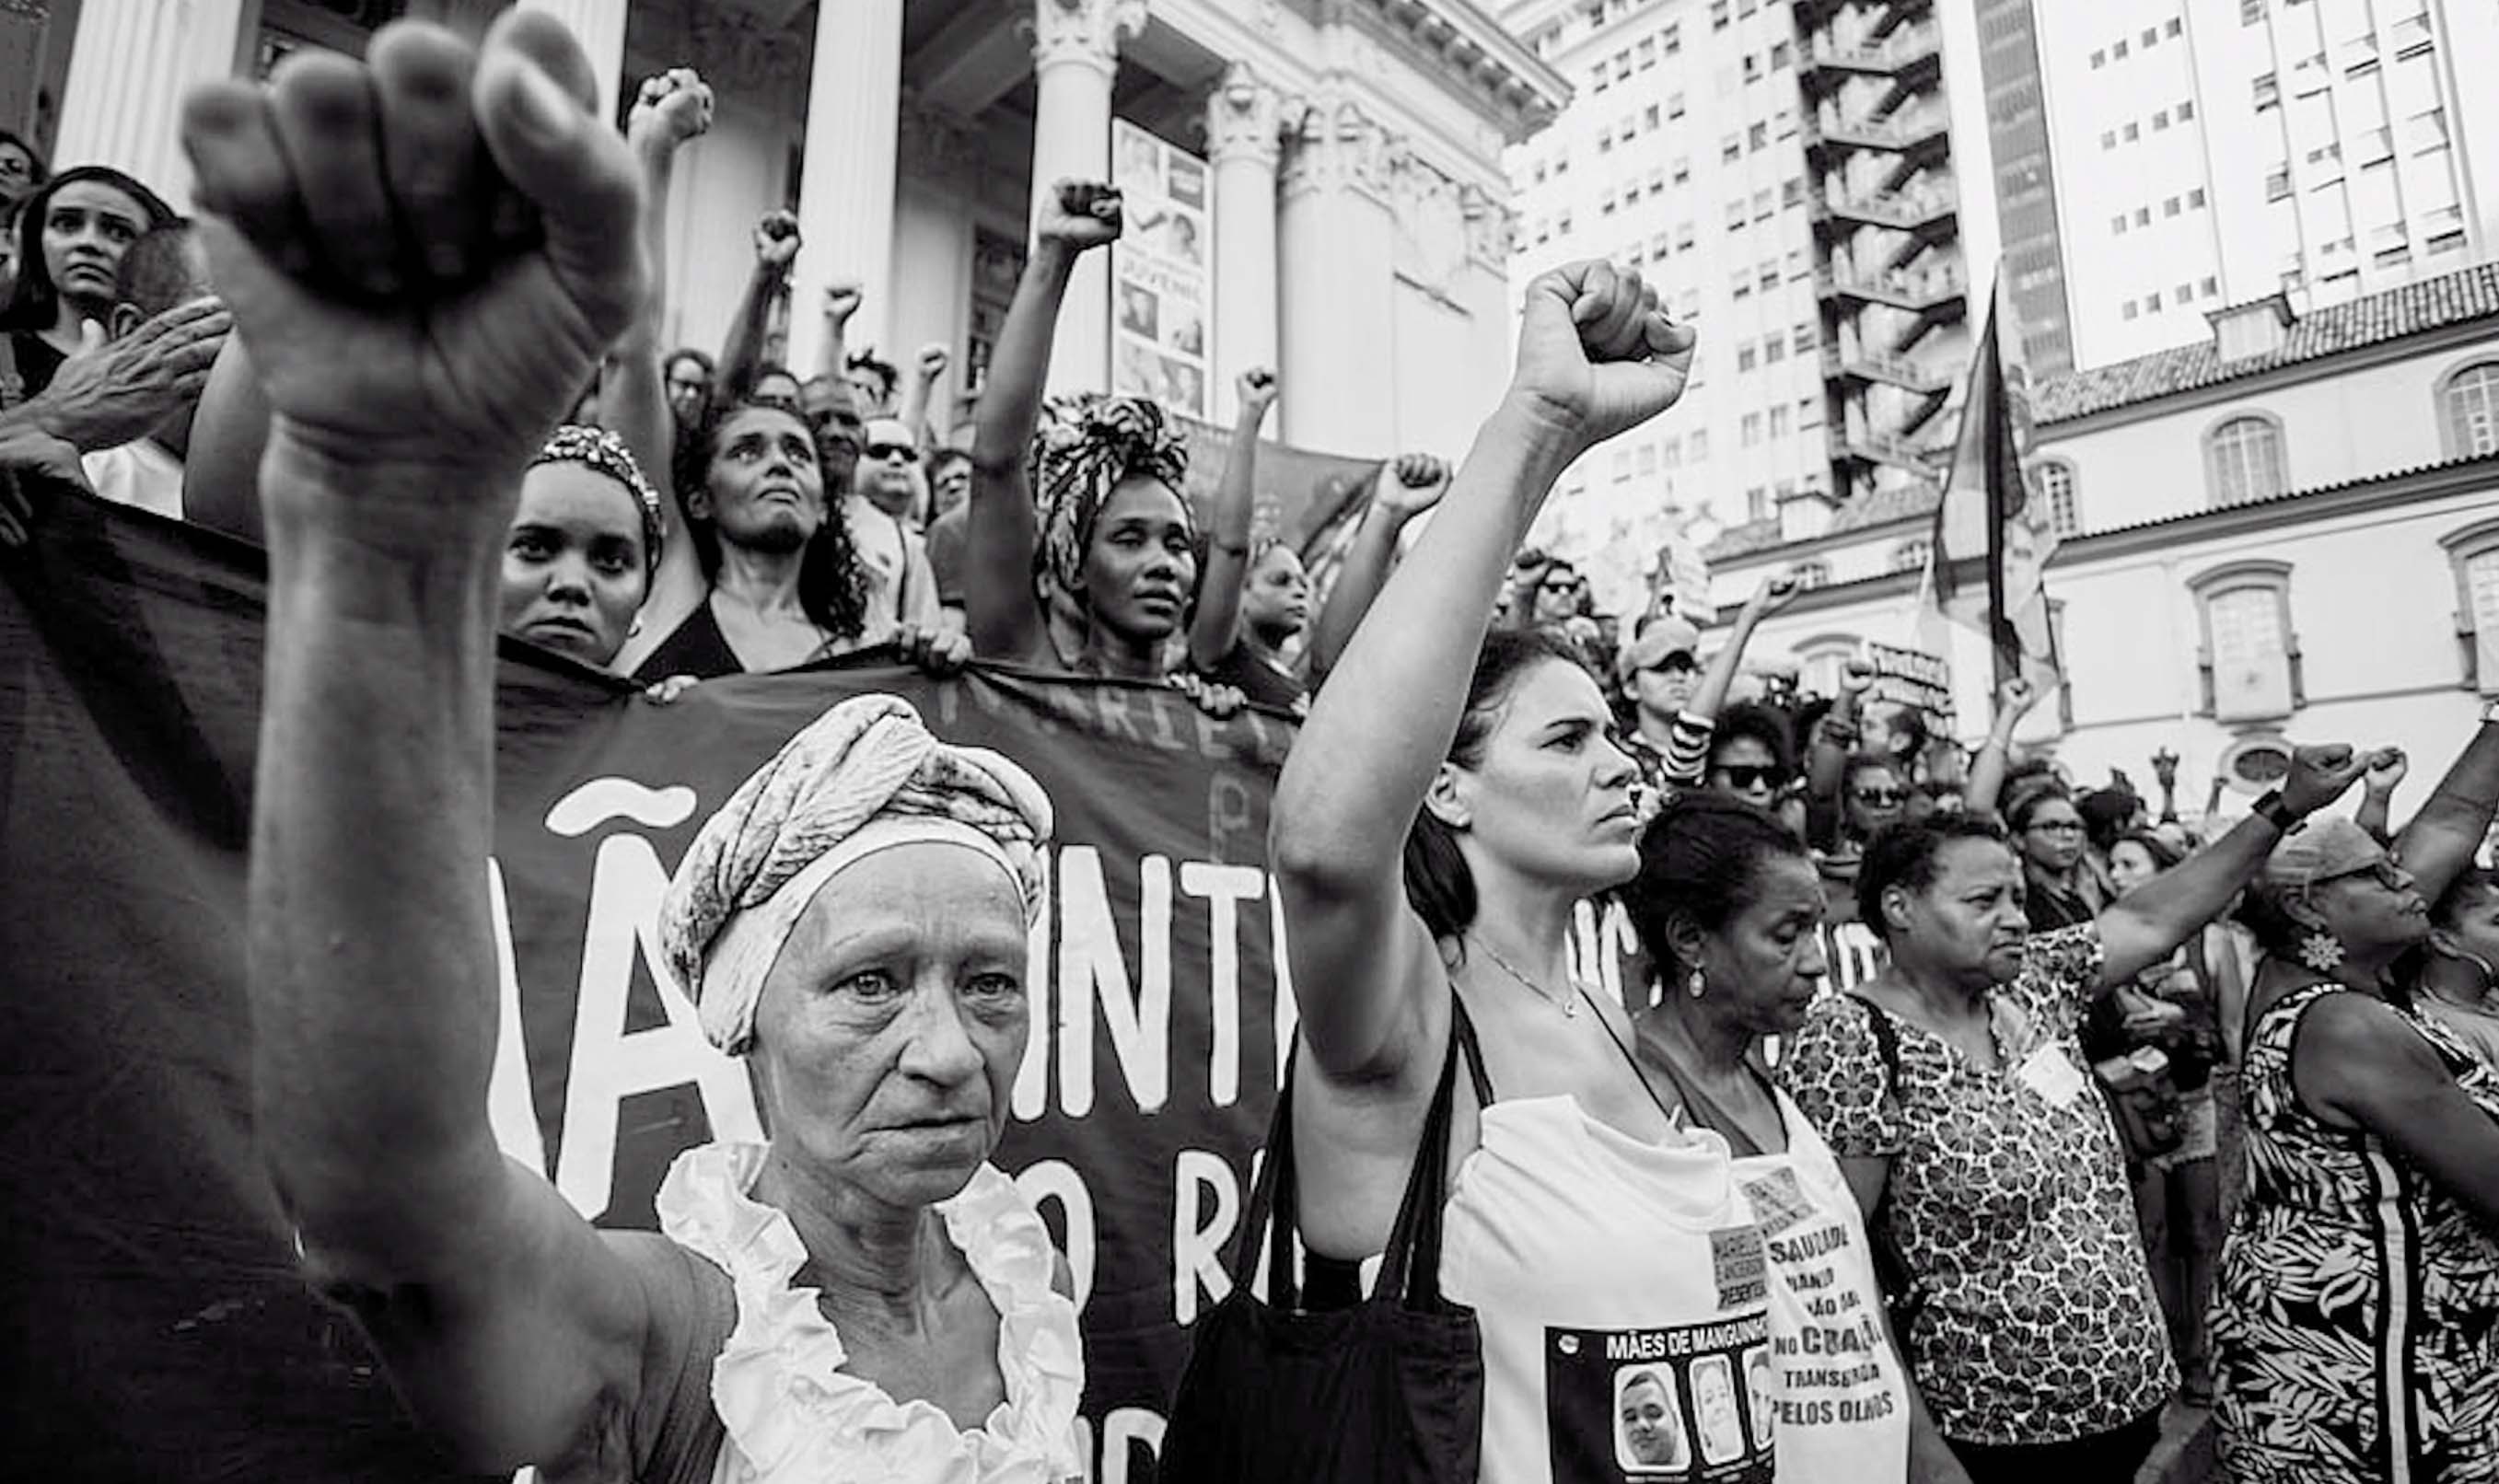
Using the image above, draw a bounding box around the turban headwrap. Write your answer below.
[657,694,1054,1057]
[1030,393,1191,596]
[530,423,666,579]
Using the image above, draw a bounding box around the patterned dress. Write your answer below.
[2211,979,2499,1483]
[1784,924,2176,1446]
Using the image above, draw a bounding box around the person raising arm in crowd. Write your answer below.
[187,21,1081,1483]
[1616,571,1798,804]
[1272,259,1768,1484]
[1292,451,1450,695]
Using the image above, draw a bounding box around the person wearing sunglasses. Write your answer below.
[838,414,942,640]
[1617,571,1800,806]
[2210,719,2499,1484]
[1705,702,1797,814]
[1784,744,2370,1483]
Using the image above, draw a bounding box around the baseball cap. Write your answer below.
[2258,816,2389,894]
[1618,613,1703,683]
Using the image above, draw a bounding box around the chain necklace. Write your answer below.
[1468,936,1581,1017]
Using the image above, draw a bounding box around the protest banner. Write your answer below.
[1864,640,1957,733]
[0,501,1299,1481]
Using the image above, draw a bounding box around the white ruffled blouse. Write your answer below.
[655,1143,1086,1484]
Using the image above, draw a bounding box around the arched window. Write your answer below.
[1889,539,1930,574]
[2188,560,2303,721]
[2031,459,2080,536]
[2444,362,2499,458]
[2205,415,2285,507]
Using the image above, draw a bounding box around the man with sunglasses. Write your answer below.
[842,413,941,637]
[1617,572,1801,807]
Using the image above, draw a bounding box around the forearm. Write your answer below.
[1188,408,1263,667]
[1307,501,1402,681]
[1274,400,1573,877]
[2098,813,2282,984]
[1806,695,1859,798]
[814,318,847,385]
[1684,611,1761,725]
[900,369,938,443]
[973,244,1075,476]
[2397,718,2499,901]
[1962,718,2021,818]
[251,477,509,1256]
[2357,787,2395,846]
[716,264,781,400]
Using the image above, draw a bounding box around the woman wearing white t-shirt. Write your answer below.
[1621,793,1970,1484]
[1272,261,1777,1484]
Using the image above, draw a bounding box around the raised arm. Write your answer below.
[715,210,797,401]
[1187,366,1278,671]
[965,179,1120,660]
[812,281,860,386]
[1304,453,1447,687]
[185,19,670,1468]
[607,67,711,676]
[2394,720,2499,904]
[1961,677,2042,818]
[899,342,949,449]
[1807,660,1874,804]
[2096,745,2368,986]
[1272,261,1694,1082]
[1688,573,1796,728]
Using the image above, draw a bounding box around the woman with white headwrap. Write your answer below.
[212,26,1078,1482]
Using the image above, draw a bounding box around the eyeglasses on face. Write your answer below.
[2027,819,2086,837]
[2315,859,2409,892]
[1714,764,1789,791]
[866,442,921,463]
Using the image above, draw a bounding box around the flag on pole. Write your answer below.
[1924,266,2060,690]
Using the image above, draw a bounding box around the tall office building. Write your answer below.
[1501,0,1982,609]
[2014,0,2499,369]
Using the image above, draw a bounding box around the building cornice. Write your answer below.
[1701,454,2499,622]
[2039,318,2499,439]
[1322,0,1570,143]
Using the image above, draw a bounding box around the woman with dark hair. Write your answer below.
[1622,794,1968,1483]
[626,397,876,680]
[2418,864,2499,1069]
[0,164,174,400]
[0,130,47,220]
[2005,786,2100,932]
[1705,700,1797,814]
[2212,722,2499,1484]
[1782,744,2364,1484]
[498,425,666,672]
[1271,260,1780,1483]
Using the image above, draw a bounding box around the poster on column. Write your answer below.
[1112,120,1213,420]
[0,500,1308,1482]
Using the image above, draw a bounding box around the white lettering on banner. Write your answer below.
[1013,899,1054,1121]
[486,860,547,1175]
[552,831,764,1219]
[1054,848,1175,1117]
[1013,1158,1098,1310]
[1173,1148,1241,1325]
[1271,881,1299,1053]
[1182,864,1265,1110]
[1099,1406,1168,1484]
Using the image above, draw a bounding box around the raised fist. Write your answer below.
[180,14,644,542]
[1238,365,1278,417]
[1037,180,1122,252]
[627,67,711,147]
[822,280,863,326]
[1744,570,1800,619]
[1996,676,2040,717]
[753,209,799,271]
[2281,744,2368,820]
[1377,453,1450,519]
[1839,658,1877,696]
[2364,747,2409,793]
[1509,261,1697,454]
[916,342,950,378]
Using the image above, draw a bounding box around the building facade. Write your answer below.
[2022,0,2499,371]
[1499,0,1987,616]
[8,0,1561,463]
[1688,260,2499,815]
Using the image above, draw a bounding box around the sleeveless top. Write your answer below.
[2211,980,2499,1484]
[1443,1065,1775,1483]
[651,1142,1085,1484]
[1728,1089,1913,1483]
[633,602,746,684]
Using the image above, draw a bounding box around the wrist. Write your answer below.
[1483,394,1582,480]
[2251,788,2304,832]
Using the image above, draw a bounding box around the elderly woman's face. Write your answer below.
[1690,852,1830,1037]
[2306,853,2429,958]
[748,842,1031,1209]
[1891,838,2028,982]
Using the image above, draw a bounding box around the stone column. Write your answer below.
[786,0,904,380]
[1278,97,1401,456]
[1205,63,1287,424]
[1028,0,1145,397]
[51,0,250,211]
[517,0,630,127]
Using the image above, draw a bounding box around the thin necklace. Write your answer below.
[1469,936,1580,1018]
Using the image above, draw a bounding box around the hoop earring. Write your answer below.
[2297,932,2346,973]
[1687,966,1707,1000]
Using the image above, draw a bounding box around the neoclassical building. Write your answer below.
[22,0,1560,459]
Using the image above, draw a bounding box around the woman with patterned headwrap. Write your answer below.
[964,179,1198,681]
[497,423,668,671]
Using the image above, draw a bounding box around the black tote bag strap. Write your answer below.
[1233,1037,1305,1309]
[1376,995,1475,1310]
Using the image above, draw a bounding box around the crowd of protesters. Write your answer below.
[8,17,2499,1484]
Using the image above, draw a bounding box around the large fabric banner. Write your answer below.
[0,499,1302,1481]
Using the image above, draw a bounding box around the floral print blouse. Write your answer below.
[1783,925,2177,1445]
